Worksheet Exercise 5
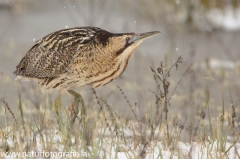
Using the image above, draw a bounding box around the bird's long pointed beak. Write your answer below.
[129,31,160,43]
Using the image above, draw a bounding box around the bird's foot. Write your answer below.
[67,90,85,124]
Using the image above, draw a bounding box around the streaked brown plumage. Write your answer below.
[14,27,160,90]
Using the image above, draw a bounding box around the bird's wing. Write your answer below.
[14,27,101,78]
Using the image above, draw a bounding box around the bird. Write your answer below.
[14,27,160,123]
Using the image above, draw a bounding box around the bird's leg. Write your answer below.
[54,91,63,126]
[67,90,86,124]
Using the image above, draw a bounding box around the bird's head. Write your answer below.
[96,30,160,58]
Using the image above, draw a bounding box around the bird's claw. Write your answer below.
[67,90,85,124]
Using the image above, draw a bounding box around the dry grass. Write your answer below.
[0,55,239,158]
[0,1,240,158]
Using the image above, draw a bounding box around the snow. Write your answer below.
[0,138,14,149]
[0,128,240,159]
[199,58,238,70]
[207,7,240,31]
[193,57,240,73]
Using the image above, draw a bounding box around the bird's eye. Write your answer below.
[126,37,130,41]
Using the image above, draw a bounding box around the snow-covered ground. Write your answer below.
[207,7,240,31]
[0,126,239,159]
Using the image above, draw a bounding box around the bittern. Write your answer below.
[14,27,160,122]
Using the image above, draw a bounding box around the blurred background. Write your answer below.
[0,0,240,126]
